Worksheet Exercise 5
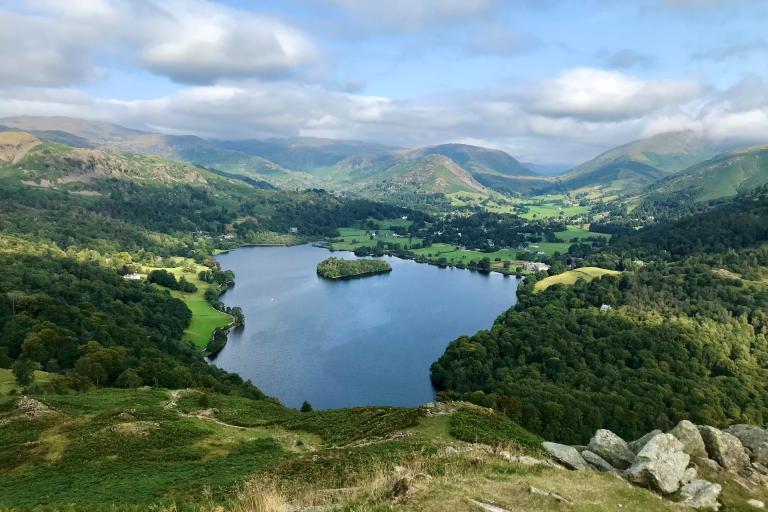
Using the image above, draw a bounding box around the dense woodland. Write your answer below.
[432,188,768,443]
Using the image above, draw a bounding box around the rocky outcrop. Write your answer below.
[537,422,768,509]
[699,426,750,471]
[669,420,707,458]
[680,479,722,509]
[624,433,690,494]
[628,429,661,454]
[541,442,589,470]
[726,425,768,465]
[587,429,635,470]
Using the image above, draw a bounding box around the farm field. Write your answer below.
[535,267,621,292]
[330,227,422,251]
[146,263,232,349]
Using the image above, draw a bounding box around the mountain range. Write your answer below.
[2,116,766,202]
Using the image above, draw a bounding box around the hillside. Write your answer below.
[647,145,768,202]
[0,117,549,199]
[562,131,730,195]
[0,116,312,189]
[215,137,398,172]
[3,388,766,511]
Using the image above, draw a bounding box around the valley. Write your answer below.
[2,116,768,511]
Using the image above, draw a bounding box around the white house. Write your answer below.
[600,304,613,312]
[123,273,142,281]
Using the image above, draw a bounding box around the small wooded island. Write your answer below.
[316,257,392,279]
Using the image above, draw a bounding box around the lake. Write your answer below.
[212,244,519,409]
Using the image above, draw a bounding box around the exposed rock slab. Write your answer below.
[629,429,662,454]
[582,450,617,472]
[624,433,690,494]
[542,442,589,470]
[699,426,750,471]
[587,429,635,469]
[726,425,768,464]
[679,479,721,509]
[669,420,707,458]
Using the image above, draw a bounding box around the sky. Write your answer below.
[0,0,767,164]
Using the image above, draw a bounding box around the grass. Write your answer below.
[280,407,421,445]
[535,267,621,292]
[519,203,590,220]
[449,409,543,450]
[146,262,232,348]
[3,387,762,511]
[0,368,51,395]
[330,227,422,251]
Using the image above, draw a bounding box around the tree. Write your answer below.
[116,369,143,388]
[12,359,40,386]
[300,400,313,413]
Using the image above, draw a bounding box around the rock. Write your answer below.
[467,499,510,512]
[587,429,635,470]
[679,479,721,509]
[747,499,765,509]
[695,457,722,472]
[726,425,768,464]
[699,426,750,471]
[582,450,617,472]
[499,452,549,466]
[542,442,590,470]
[681,467,698,485]
[528,486,572,504]
[624,433,690,494]
[15,396,54,418]
[669,421,708,458]
[629,430,662,454]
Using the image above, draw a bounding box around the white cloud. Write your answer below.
[136,1,319,84]
[0,59,766,164]
[518,68,701,122]
[0,0,319,86]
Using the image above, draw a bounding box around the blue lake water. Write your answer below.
[213,244,519,409]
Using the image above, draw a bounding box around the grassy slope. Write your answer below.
[0,369,51,394]
[147,263,232,348]
[2,388,764,511]
[651,146,768,201]
[534,267,621,292]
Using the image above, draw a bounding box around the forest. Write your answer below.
[432,188,768,443]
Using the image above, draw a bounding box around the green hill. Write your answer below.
[562,131,729,195]
[648,145,768,201]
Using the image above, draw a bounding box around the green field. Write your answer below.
[147,263,232,348]
[330,227,422,251]
[0,369,52,395]
[535,267,621,292]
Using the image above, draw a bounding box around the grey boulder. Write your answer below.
[679,479,722,509]
[726,424,768,464]
[587,429,635,470]
[699,426,750,471]
[624,433,690,494]
[669,420,707,458]
[542,442,589,470]
[629,429,662,454]
[581,450,617,472]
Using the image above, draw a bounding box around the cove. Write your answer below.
[212,244,519,409]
